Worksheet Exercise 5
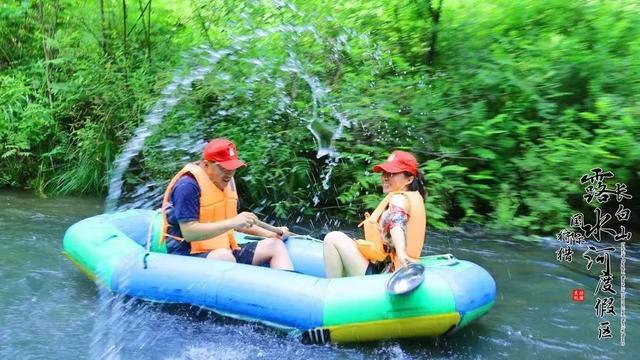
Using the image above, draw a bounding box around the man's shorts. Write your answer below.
[190,241,258,265]
[232,241,258,265]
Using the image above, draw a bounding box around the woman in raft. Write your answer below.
[323,150,427,277]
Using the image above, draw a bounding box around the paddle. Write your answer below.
[255,219,299,238]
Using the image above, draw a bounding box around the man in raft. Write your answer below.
[160,138,294,270]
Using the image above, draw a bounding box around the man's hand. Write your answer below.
[230,212,259,230]
[273,226,290,240]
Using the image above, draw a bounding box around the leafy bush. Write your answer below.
[1,0,638,235]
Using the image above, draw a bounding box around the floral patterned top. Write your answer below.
[380,204,409,244]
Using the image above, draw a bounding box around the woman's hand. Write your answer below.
[397,252,414,268]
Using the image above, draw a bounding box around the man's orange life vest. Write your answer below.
[355,191,426,270]
[160,163,239,254]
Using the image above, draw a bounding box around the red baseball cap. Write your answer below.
[203,138,246,170]
[373,150,418,176]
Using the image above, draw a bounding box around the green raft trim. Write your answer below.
[150,210,167,253]
[63,215,144,288]
[458,300,495,328]
[63,251,96,281]
[322,263,458,326]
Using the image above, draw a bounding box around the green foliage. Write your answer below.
[1,0,638,235]
[0,0,197,193]
[0,73,55,189]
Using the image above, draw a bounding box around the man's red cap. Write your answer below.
[373,150,418,176]
[203,138,246,170]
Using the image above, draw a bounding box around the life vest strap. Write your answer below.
[357,191,426,271]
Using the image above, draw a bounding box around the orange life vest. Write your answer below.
[160,163,239,254]
[355,191,426,271]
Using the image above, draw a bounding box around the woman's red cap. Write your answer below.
[372,150,418,176]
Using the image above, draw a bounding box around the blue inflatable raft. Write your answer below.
[63,209,496,343]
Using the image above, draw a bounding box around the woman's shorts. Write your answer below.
[365,261,388,275]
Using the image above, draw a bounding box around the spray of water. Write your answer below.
[104,47,230,213]
[279,52,350,192]
[104,3,369,214]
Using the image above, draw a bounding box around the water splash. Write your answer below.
[90,283,128,360]
[104,47,230,213]
[279,52,350,160]
[105,3,358,212]
[279,52,350,193]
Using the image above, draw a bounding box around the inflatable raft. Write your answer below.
[63,209,496,343]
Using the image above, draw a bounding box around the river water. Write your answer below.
[0,189,637,359]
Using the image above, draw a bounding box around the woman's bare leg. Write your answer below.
[323,231,369,278]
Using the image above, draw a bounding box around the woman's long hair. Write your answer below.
[406,171,426,199]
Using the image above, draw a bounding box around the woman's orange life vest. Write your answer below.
[355,191,426,270]
[160,163,239,254]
